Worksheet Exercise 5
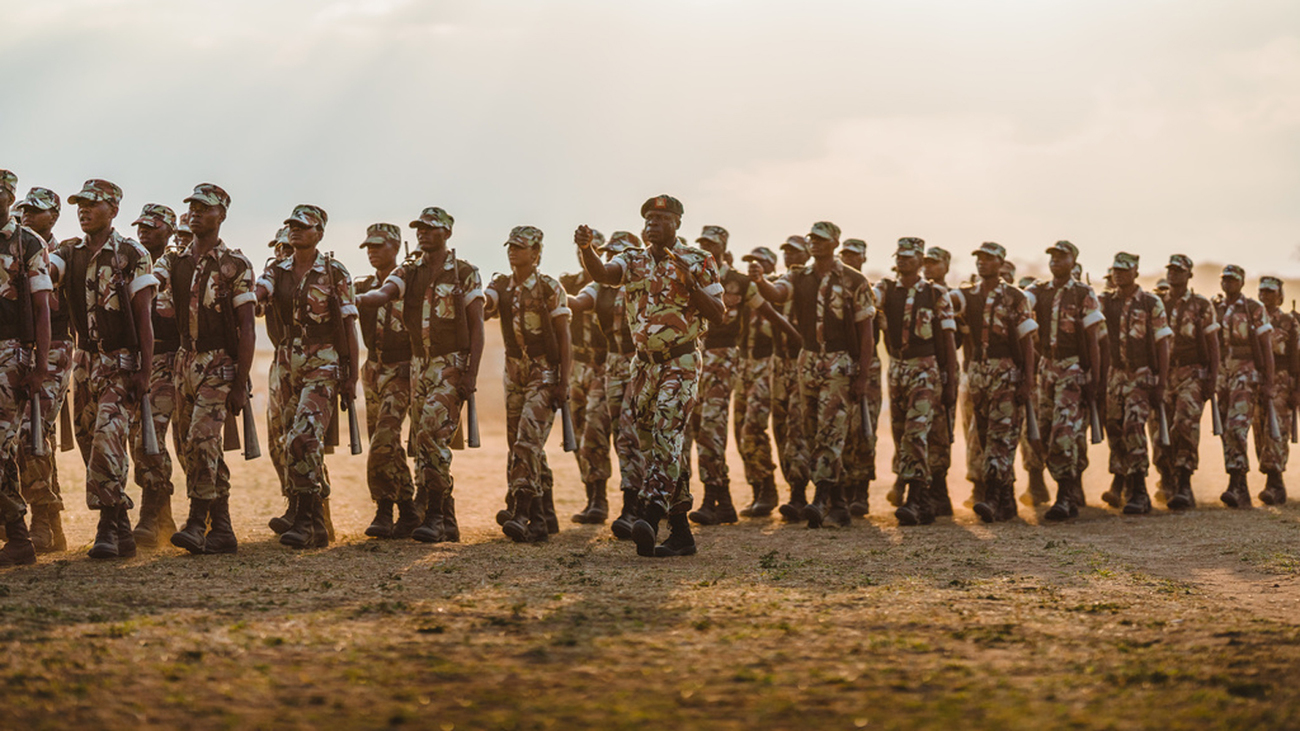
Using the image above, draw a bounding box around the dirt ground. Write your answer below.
[5,338,1300,729]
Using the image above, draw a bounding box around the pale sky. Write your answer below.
[5,0,1299,284]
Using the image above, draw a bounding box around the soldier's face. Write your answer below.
[699,239,724,262]
[77,200,116,235]
[761,259,775,275]
[1112,268,1137,288]
[287,221,322,249]
[1260,289,1281,308]
[177,232,195,249]
[975,253,1001,279]
[1165,267,1189,288]
[508,245,539,270]
[415,225,449,251]
[1048,251,1074,279]
[20,206,56,235]
[0,190,12,217]
[187,201,225,237]
[999,262,1016,284]
[1221,276,1242,297]
[923,258,947,280]
[782,248,808,269]
[840,251,865,270]
[136,223,172,254]
[894,253,920,276]
[642,211,679,248]
[367,241,399,271]
[808,234,836,259]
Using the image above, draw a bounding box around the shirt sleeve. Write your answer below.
[1200,298,1220,334]
[257,262,278,296]
[384,265,408,299]
[1012,291,1039,339]
[1081,286,1105,329]
[1151,297,1173,341]
[230,254,257,309]
[127,248,158,298]
[1254,301,1273,336]
[24,235,52,294]
[548,277,571,319]
[934,284,956,331]
[462,263,484,306]
[608,253,630,285]
[332,261,359,319]
[853,277,876,322]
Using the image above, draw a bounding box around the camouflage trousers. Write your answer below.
[1217,358,1259,473]
[267,355,289,496]
[576,360,612,485]
[627,350,699,515]
[849,355,882,483]
[362,359,414,502]
[74,350,138,509]
[966,358,1024,485]
[272,343,339,497]
[771,355,809,487]
[888,355,939,483]
[0,343,36,522]
[131,351,179,497]
[505,355,558,499]
[1152,364,1210,474]
[173,349,234,500]
[1035,357,1089,481]
[798,350,856,486]
[685,347,736,490]
[1106,367,1157,477]
[411,353,467,500]
[17,340,72,510]
[736,356,775,485]
[929,394,954,476]
[1254,373,1293,473]
[607,352,641,491]
[960,371,982,482]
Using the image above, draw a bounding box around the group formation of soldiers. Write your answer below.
[0,175,1295,567]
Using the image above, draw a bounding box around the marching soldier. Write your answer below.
[130,203,182,547]
[921,245,959,515]
[262,225,302,535]
[354,223,419,539]
[560,234,612,524]
[1099,252,1171,514]
[54,179,156,559]
[1017,274,1052,508]
[1155,255,1218,510]
[0,170,53,568]
[875,238,957,525]
[164,184,256,555]
[838,238,881,518]
[773,236,813,521]
[1024,241,1104,520]
[485,226,572,543]
[751,222,875,530]
[1254,276,1298,505]
[255,204,360,549]
[1213,264,1274,508]
[735,245,781,517]
[357,206,484,544]
[14,186,70,552]
[577,195,725,557]
[958,243,1037,523]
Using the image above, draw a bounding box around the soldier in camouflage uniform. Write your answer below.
[735,245,781,517]
[485,226,572,543]
[773,236,812,521]
[921,246,961,515]
[955,242,1037,523]
[752,222,876,530]
[358,206,484,544]
[560,233,612,524]
[0,170,53,568]
[54,179,157,559]
[255,204,360,549]
[1154,255,1218,510]
[1098,252,1171,514]
[354,223,419,539]
[161,184,256,555]
[1024,241,1104,520]
[838,238,883,518]
[578,195,726,557]
[1254,276,1298,505]
[1213,264,1274,508]
[129,203,182,547]
[875,238,958,525]
[14,186,71,552]
[1015,275,1052,508]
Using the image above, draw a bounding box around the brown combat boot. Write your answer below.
[1221,471,1251,508]
[738,482,764,518]
[931,472,954,517]
[114,502,137,558]
[1260,471,1287,506]
[442,493,460,542]
[973,479,999,524]
[0,517,36,568]
[849,480,871,517]
[1044,478,1077,521]
[365,499,395,539]
[827,483,851,527]
[269,495,295,535]
[802,482,831,529]
[88,507,120,559]
[1101,474,1127,509]
[280,494,317,549]
[1123,474,1152,515]
[503,492,535,543]
[392,499,420,539]
[778,482,807,522]
[171,498,212,555]
[204,496,239,555]
[689,486,719,526]
[746,476,779,518]
[713,485,739,524]
[895,480,934,526]
[411,490,445,543]
[574,481,609,524]
[1167,469,1195,510]
[133,488,174,547]
[541,489,559,535]
[28,503,66,554]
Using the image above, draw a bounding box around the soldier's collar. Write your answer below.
[512,269,540,289]
[183,238,228,261]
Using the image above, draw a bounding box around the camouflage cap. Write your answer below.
[741,246,778,267]
[1045,240,1078,259]
[360,222,401,248]
[605,230,642,254]
[410,206,453,230]
[183,182,230,210]
[895,238,926,258]
[284,204,328,229]
[177,213,193,235]
[267,224,289,248]
[923,246,951,264]
[1071,263,1083,280]
[1221,264,1245,281]
[640,194,684,218]
[131,203,177,230]
[1260,276,1283,291]
[781,235,809,254]
[696,225,729,247]
[842,238,868,256]
[69,179,123,206]
[16,187,60,212]
[0,169,16,197]
[1111,252,1139,271]
[505,225,543,249]
[809,221,841,243]
[1167,254,1194,271]
[972,241,1006,259]
[1155,278,1170,291]
[1019,276,1037,288]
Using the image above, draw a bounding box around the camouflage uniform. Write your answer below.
[1255,285,1297,504]
[734,246,780,515]
[771,278,810,517]
[841,239,881,515]
[1214,270,1271,506]
[133,240,181,520]
[1155,259,1217,509]
[356,262,415,506]
[562,269,612,519]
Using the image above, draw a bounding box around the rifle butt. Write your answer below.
[223,411,240,452]
[1268,401,1283,442]
[1158,403,1171,447]
[1210,393,1224,437]
[242,406,261,460]
[141,398,160,456]
[1089,400,1104,445]
[560,402,577,452]
[1024,402,1041,443]
[59,399,73,452]
[30,395,45,458]
[346,398,363,455]
[466,394,481,449]
[859,395,874,443]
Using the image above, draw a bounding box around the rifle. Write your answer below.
[59,400,73,451]
[217,286,260,460]
[1210,392,1224,436]
[118,262,159,456]
[325,252,362,455]
[1268,400,1283,442]
[560,400,577,452]
[1157,401,1171,447]
[466,392,481,449]
[1088,393,1104,445]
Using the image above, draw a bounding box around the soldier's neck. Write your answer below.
[32,225,54,243]
[292,247,318,270]
[1052,274,1070,287]
[85,226,112,252]
[194,231,220,257]
[898,271,921,287]
[375,264,395,282]
[512,264,536,282]
[1225,292,1242,303]
[1119,283,1138,297]
[1170,284,1188,299]
[812,254,835,275]
[978,274,1000,293]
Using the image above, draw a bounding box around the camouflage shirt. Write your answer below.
[1024,279,1104,360]
[1162,289,1219,367]
[1100,285,1173,371]
[955,281,1037,361]
[256,252,358,344]
[1215,294,1271,353]
[1266,305,1299,374]
[773,261,875,350]
[383,250,482,356]
[580,281,635,356]
[355,270,408,360]
[0,216,54,341]
[873,278,957,358]
[561,271,605,360]
[610,242,723,355]
[486,270,570,359]
[156,240,256,351]
[50,229,156,351]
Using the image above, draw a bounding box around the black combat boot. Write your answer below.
[204,496,239,555]
[541,489,559,535]
[632,502,665,557]
[503,493,535,543]
[1167,469,1195,510]
[311,496,331,547]
[1260,471,1287,506]
[886,478,904,508]
[973,480,999,524]
[713,485,739,524]
[392,499,420,539]
[966,479,986,509]
[1221,471,1249,508]
[689,486,719,526]
[1123,474,1152,515]
[528,496,550,543]
[1101,474,1126,509]
[442,493,460,542]
[269,495,295,535]
[575,481,610,524]
[1044,478,1076,521]
[752,476,780,517]
[995,480,1020,522]
[279,494,317,549]
[827,483,851,527]
[739,482,764,518]
[896,480,934,526]
[29,503,66,554]
[931,472,954,517]
[88,507,119,559]
[611,490,638,540]
[496,491,516,527]
[573,482,595,523]
[655,512,697,557]
[849,480,871,517]
[113,501,137,558]
[412,491,445,543]
[1021,470,1050,507]
[802,482,831,529]
[365,499,395,539]
[172,498,212,554]
[0,517,36,568]
[778,482,807,522]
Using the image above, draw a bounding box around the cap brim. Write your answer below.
[16,201,51,211]
[132,217,161,228]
